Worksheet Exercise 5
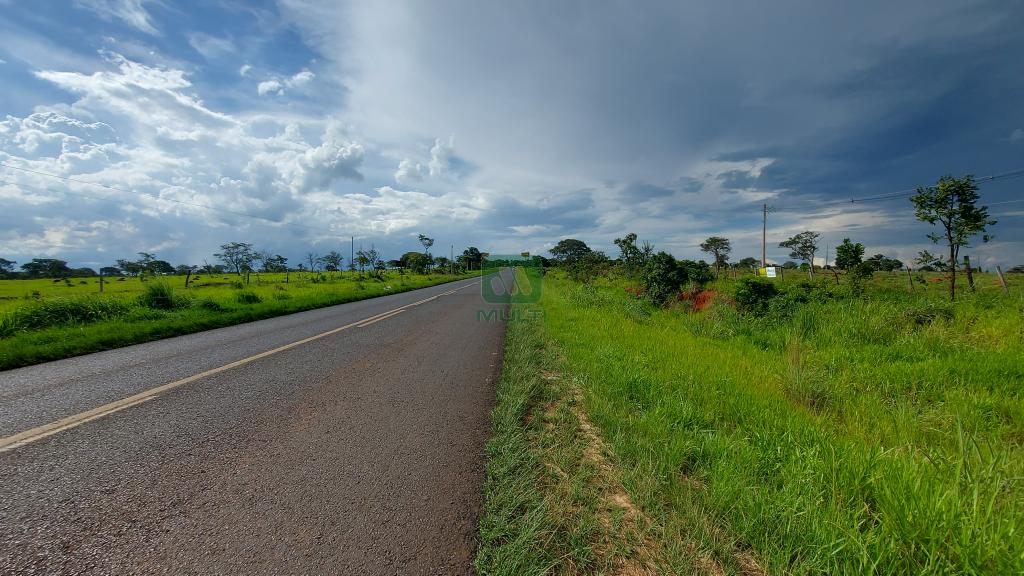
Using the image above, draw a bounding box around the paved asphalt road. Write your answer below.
[0,273,509,574]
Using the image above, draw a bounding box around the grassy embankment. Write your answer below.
[0,271,474,370]
[478,269,1023,574]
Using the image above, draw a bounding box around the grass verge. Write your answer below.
[476,305,731,575]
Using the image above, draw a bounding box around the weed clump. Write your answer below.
[138,282,188,310]
[0,296,132,336]
[234,291,262,304]
[192,297,226,312]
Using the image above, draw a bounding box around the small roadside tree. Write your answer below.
[700,236,732,277]
[834,238,864,270]
[779,231,821,280]
[910,174,996,301]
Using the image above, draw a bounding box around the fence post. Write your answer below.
[996,265,1009,294]
[906,266,914,293]
[964,255,975,292]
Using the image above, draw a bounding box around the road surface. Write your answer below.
[0,274,508,574]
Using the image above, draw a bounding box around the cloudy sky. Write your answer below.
[1,0,1022,270]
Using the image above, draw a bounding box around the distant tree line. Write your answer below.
[0,235,485,281]
[541,174,1007,304]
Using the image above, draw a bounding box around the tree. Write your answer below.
[865,254,903,272]
[306,252,321,273]
[418,234,434,270]
[834,238,865,270]
[0,258,15,278]
[263,255,288,273]
[735,257,759,270]
[549,238,592,265]
[460,247,483,270]
[911,174,996,301]
[779,231,821,279]
[640,252,713,306]
[150,260,175,275]
[215,242,256,275]
[699,236,732,277]
[357,246,383,279]
[320,250,344,274]
[20,258,72,278]
[100,266,122,277]
[174,264,195,276]
[401,251,429,274]
[782,261,798,269]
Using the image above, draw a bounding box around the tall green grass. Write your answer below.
[537,273,1023,574]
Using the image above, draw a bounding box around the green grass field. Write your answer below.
[0,271,474,370]
[478,269,1023,574]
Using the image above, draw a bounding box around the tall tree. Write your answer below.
[549,238,592,265]
[0,258,15,278]
[460,247,483,270]
[614,233,651,276]
[321,251,344,274]
[699,236,732,277]
[779,231,821,279]
[911,174,996,300]
[214,242,256,275]
[834,238,865,270]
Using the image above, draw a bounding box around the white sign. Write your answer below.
[765,266,777,278]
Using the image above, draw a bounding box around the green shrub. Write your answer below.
[733,278,780,316]
[235,291,262,304]
[271,291,293,301]
[230,280,245,289]
[138,282,183,310]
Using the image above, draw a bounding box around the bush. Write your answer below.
[847,262,875,296]
[139,282,184,310]
[733,278,779,316]
[567,251,611,283]
[642,252,686,306]
[235,291,262,304]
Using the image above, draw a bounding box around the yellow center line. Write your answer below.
[0,279,481,453]
[356,308,405,327]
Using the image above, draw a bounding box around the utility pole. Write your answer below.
[350,236,354,278]
[761,203,768,268]
[450,244,454,275]
[825,242,830,270]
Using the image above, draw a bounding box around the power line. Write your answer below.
[849,168,1024,204]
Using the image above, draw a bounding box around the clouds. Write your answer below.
[3,0,1023,268]
[73,0,160,35]
[256,69,316,96]
[0,51,372,264]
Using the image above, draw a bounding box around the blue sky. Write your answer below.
[1,0,1021,269]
